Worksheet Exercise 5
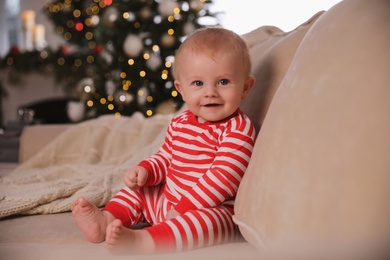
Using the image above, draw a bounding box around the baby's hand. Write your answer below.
[124,166,148,190]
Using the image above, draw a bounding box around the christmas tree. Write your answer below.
[1,0,219,119]
[45,0,219,118]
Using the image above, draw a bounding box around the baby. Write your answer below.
[71,27,256,254]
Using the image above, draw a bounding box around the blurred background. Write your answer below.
[213,0,342,34]
[0,0,342,162]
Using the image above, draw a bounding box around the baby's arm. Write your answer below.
[137,121,174,186]
[124,166,149,190]
[174,124,256,214]
[123,118,174,190]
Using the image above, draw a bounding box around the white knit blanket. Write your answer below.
[0,112,173,218]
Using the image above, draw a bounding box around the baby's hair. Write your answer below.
[172,27,252,79]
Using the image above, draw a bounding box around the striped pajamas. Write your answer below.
[103,109,255,252]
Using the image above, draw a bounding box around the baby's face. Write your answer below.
[174,51,253,123]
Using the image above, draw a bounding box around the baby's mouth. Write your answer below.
[204,103,221,107]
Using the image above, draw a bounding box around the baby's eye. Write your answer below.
[193,80,203,86]
[219,79,230,85]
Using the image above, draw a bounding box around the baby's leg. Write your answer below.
[146,206,238,252]
[105,219,155,254]
[102,185,166,253]
[71,197,115,243]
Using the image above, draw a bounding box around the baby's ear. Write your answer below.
[242,75,256,99]
[174,80,185,101]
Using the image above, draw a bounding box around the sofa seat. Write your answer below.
[0,120,260,260]
[0,211,258,260]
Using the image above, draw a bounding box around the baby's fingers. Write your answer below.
[137,171,148,187]
[124,173,138,189]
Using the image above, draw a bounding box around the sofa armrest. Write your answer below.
[19,124,71,163]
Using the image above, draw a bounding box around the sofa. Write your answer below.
[1,0,389,259]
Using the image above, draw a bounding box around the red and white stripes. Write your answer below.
[104,109,255,251]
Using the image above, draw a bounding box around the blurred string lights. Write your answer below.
[0,0,219,119]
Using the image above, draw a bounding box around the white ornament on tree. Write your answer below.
[189,0,204,12]
[67,101,85,123]
[139,6,153,19]
[105,79,116,96]
[76,77,95,99]
[100,48,113,65]
[90,15,100,26]
[146,53,162,70]
[158,0,179,17]
[123,34,144,57]
[183,22,196,35]
[125,11,136,22]
[103,7,119,28]
[115,90,134,105]
[160,33,176,47]
[137,86,149,106]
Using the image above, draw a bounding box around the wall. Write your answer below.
[0,0,66,126]
[212,0,342,34]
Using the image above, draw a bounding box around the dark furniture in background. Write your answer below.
[0,97,76,162]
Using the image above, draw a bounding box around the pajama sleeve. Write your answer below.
[138,122,174,186]
[174,117,256,214]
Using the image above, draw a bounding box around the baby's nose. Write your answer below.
[204,85,218,96]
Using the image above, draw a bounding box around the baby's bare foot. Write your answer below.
[105,219,155,254]
[71,197,113,243]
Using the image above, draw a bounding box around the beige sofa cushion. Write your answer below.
[235,0,390,258]
[240,10,323,133]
